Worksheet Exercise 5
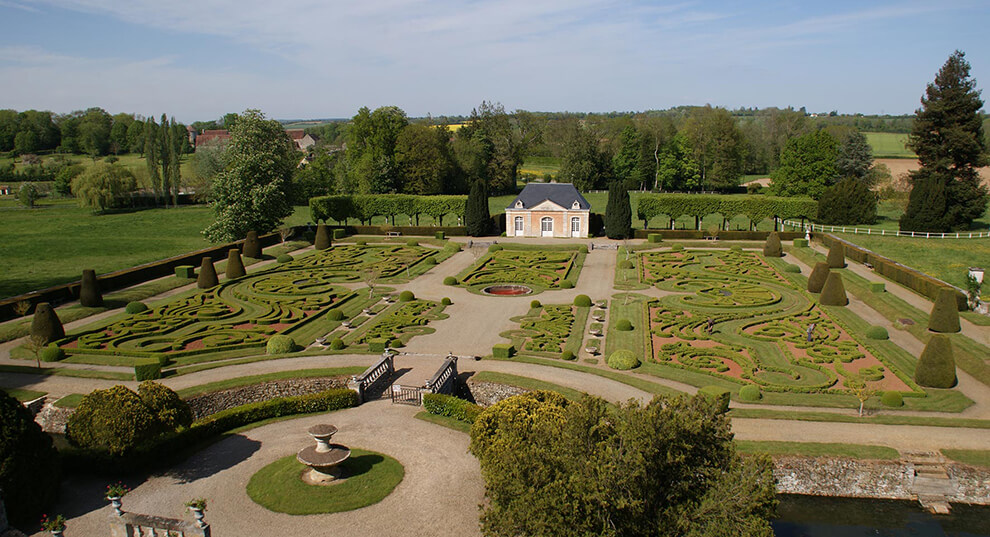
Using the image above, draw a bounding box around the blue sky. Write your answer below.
[0,0,988,123]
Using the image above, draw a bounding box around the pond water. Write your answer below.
[773,495,990,536]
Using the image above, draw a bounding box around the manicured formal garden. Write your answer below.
[499,303,589,359]
[455,244,586,294]
[16,245,453,371]
[609,246,974,411]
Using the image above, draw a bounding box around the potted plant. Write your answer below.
[105,482,130,516]
[185,498,208,528]
[40,514,66,536]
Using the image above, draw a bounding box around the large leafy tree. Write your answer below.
[395,123,459,195]
[901,50,988,232]
[768,129,840,199]
[559,122,612,191]
[681,105,745,190]
[470,391,777,537]
[456,101,523,194]
[204,109,295,242]
[344,106,409,194]
[71,161,137,212]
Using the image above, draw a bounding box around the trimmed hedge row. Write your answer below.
[62,388,358,473]
[816,234,967,311]
[422,393,483,424]
[632,229,805,240]
[310,194,467,224]
[636,194,817,225]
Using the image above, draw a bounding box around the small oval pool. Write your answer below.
[482,284,533,296]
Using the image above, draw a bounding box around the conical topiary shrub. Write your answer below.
[762,232,782,257]
[314,223,331,250]
[30,302,65,344]
[819,272,848,306]
[79,269,103,307]
[928,288,961,333]
[914,335,956,388]
[807,262,830,293]
[826,243,845,268]
[226,249,246,279]
[242,230,262,259]
[197,257,219,289]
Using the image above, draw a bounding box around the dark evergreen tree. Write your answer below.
[817,177,878,225]
[762,232,782,257]
[915,335,957,388]
[835,131,873,182]
[928,288,961,333]
[464,179,491,237]
[242,230,262,258]
[79,269,103,307]
[605,181,631,239]
[225,249,246,279]
[30,303,65,344]
[0,390,61,525]
[902,51,988,232]
[197,257,219,289]
[314,223,331,250]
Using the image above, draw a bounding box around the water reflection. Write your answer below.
[773,495,990,537]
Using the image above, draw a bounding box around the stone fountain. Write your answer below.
[296,424,351,485]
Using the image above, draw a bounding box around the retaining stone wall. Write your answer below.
[185,377,348,420]
[949,465,990,503]
[464,380,529,407]
[773,456,913,500]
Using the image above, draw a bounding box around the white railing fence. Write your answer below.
[780,220,990,239]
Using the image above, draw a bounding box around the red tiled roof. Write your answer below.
[196,129,231,148]
[286,129,306,140]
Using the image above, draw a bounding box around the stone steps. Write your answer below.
[903,452,955,514]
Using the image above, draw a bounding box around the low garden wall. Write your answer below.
[632,230,804,240]
[816,233,968,311]
[464,380,529,407]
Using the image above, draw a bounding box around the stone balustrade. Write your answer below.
[109,512,210,537]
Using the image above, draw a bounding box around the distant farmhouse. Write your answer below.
[505,183,590,238]
[193,128,317,152]
[194,129,231,150]
[287,129,319,151]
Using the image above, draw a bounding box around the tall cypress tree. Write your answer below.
[901,50,988,232]
[144,117,161,204]
[605,181,631,239]
[167,118,181,207]
[464,179,491,237]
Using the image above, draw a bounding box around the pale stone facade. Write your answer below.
[505,183,590,238]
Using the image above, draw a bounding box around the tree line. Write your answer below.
[0,107,191,158]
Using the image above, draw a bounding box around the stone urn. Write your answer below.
[188,506,206,528]
[107,496,123,516]
[297,424,351,485]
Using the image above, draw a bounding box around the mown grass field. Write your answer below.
[0,203,315,299]
[864,132,915,159]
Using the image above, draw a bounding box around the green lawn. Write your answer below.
[246,450,403,514]
[3,152,195,181]
[0,387,46,401]
[864,132,916,158]
[833,233,990,298]
[414,410,473,433]
[736,440,899,460]
[0,204,315,299]
[519,156,561,178]
[472,371,585,401]
[941,449,990,468]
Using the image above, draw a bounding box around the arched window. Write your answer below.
[514,216,523,232]
[571,217,581,233]
[541,217,553,233]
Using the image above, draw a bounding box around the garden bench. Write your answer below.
[385,231,402,239]
[864,262,874,269]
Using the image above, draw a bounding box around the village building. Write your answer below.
[194,129,231,150]
[286,129,319,151]
[505,183,590,238]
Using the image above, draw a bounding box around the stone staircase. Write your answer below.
[904,451,954,514]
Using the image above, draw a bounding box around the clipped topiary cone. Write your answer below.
[314,223,331,250]
[762,231,782,257]
[197,257,219,289]
[819,272,848,306]
[242,230,262,259]
[225,249,246,279]
[79,269,103,307]
[807,262,830,293]
[928,288,961,333]
[914,334,957,388]
[30,302,65,344]
[826,242,845,268]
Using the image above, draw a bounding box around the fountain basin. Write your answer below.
[297,424,351,485]
[482,284,532,296]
